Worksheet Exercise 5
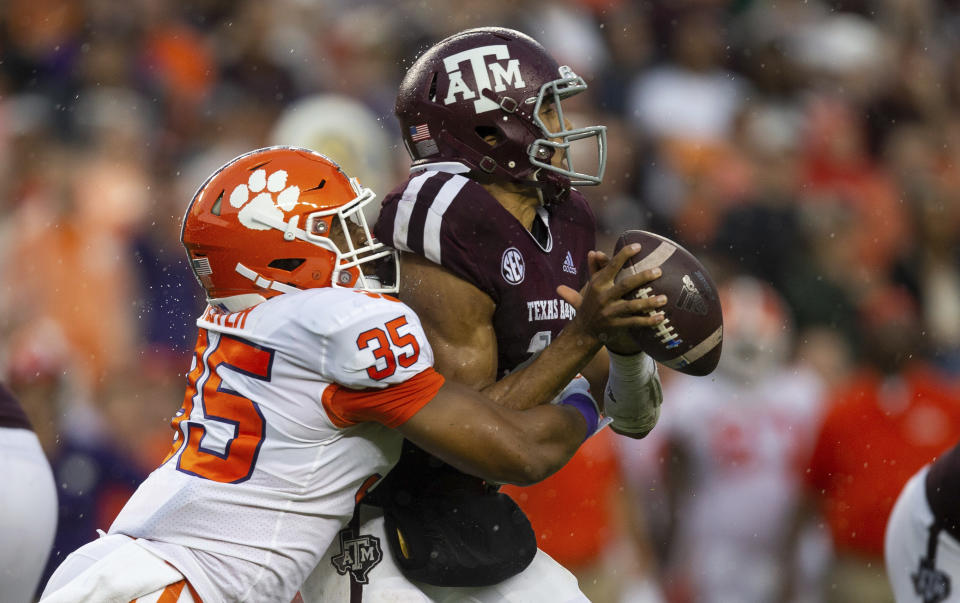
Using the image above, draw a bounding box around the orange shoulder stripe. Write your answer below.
[322,367,444,429]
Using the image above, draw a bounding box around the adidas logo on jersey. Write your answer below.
[562,251,577,275]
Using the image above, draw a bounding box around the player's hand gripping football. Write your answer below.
[557,244,665,354]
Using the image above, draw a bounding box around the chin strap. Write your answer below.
[235,263,301,294]
[522,170,570,206]
[208,293,268,313]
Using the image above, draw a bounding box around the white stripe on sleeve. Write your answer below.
[392,171,434,252]
[423,175,468,264]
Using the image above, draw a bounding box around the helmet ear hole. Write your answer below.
[210,191,224,216]
[475,126,502,147]
[268,258,306,271]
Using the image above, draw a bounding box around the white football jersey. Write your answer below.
[109,287,441,603]
[658,367,826,603]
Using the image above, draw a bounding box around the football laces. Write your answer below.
[634,286,682,349]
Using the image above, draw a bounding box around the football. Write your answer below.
[613,230,723,376]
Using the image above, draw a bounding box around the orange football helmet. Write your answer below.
[718,276,793,383]
[181,146,398,311]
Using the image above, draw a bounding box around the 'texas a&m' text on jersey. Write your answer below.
[108,287,443,602]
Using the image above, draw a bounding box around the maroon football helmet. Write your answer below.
[395,27,606,200]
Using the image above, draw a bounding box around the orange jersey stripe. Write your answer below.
[130,580,188,603]
[322,367,444,429]
[156,580,186,603]
[185,581,202,602]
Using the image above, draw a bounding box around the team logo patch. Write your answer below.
[442,44,526,114]
[229,168,321,231]
[501,247,525,284]
[913,558,951,603]
[331,527,383,584]
[677,274,708,316]
[562,251,577,275]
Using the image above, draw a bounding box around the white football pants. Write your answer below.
[300,504,589,603]
[40,533,197,602]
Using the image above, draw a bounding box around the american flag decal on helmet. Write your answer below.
[192,257,213,276]
[410,124,431,141]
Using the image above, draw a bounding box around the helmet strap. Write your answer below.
[519,170,571,205]
[208,293,268,313]
[235,262,301,294]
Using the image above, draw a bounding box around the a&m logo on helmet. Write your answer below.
[443,45,526,114]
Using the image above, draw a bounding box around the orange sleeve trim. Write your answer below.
[322,368,445,429]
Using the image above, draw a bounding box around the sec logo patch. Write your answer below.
[501,247,525,285]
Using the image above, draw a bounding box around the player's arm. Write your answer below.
[398,252,499,389]
[562,250,665,439]
[396,378,596,485]
[400,245,665,412]
[574,346,662,439]
[324,354,599,484]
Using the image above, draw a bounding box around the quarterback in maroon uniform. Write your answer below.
[301,27,665,601]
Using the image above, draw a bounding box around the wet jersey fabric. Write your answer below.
[108,287,442,603]
[375,165,595,376]
[370,165,597,586]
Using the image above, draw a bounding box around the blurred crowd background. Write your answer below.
[2,0,960,601]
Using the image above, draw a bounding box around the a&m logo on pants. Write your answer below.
[913,558,951,603]
[331,528,383,584]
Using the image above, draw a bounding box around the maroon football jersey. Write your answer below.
[375,164,596,376]
[0,382,32,430]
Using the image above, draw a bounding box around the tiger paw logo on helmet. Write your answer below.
[180,146,400,303]
[230,168,305,231]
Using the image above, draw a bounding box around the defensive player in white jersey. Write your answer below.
[650,277,827,603]
[39,146,663,603]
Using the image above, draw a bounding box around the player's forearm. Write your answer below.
[400,383,588,484]
[502,403,587,484]
[604,350,663,438]
[480,326,603,410]
[462,403,587,485]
